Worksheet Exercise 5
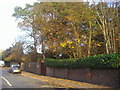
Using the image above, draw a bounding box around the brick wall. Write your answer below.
[46,67,120,87]
[21,62,46,75]
[46,67,54,76]
[68,68,91,82]
[21,62,120,87]
[90,69,120,87]
[54,68,68,79]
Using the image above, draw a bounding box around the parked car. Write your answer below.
[9,65,22,74]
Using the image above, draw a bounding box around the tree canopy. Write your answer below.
[3,1,119,62]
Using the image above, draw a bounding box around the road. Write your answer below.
[0,68,64,88]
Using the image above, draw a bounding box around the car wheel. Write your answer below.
[19,72,21,74]
[8,70,11,73]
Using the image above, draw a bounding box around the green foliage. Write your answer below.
[44,53,120,69]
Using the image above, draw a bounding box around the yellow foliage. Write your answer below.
[42,27,46,30]
[81,35,85,38]
[50,33,52,35]
[21,57,25,62]
[97,44,102,46]
[60,41,73,47]
[65,16,73,21]
[83,40,87,44]
[53,50,56,52]
[67,41,73,44]
[77,39,80,43]
[4,56,11,61]
[71,46,75,48]
[60,42,66,47]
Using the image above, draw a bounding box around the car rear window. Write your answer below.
[12,65,20,68]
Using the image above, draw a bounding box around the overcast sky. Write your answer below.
[0,0,38,50]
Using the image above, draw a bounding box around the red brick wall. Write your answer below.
[46,67,54,76]
[22,62,46,75]
[36,62,41,74]
[68,68,91,82]
[29,62,36,73]
[90,69,120,87]
[22,63,119,87]
[54,68,68,79]
[46,67,120,87]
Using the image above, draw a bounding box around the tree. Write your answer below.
[93,1,119,54]
[33,2,99,58]
[0,50,5,60]
[12,1,119,60]
[13,4,41,61]
[3,42,24,63]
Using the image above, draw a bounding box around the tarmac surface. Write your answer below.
[1,67,64,88]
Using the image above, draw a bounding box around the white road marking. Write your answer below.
[1,76,12,87]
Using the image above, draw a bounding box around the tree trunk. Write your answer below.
[41,37,45,59]
[88,21,92,56]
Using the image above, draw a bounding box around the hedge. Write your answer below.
[44,53,120,69]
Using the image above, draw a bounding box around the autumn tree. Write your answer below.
[93,1,120,54]
[33,2,99,58]
[13,4,41,60]
[3,42,24,63]
[12,1,119,60]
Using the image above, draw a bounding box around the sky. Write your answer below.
[0,0,38,50]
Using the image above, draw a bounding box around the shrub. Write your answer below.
[44,53,120,69]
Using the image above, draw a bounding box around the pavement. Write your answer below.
[21,71,111,88]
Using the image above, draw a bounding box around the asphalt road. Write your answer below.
[0,68,64,89]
